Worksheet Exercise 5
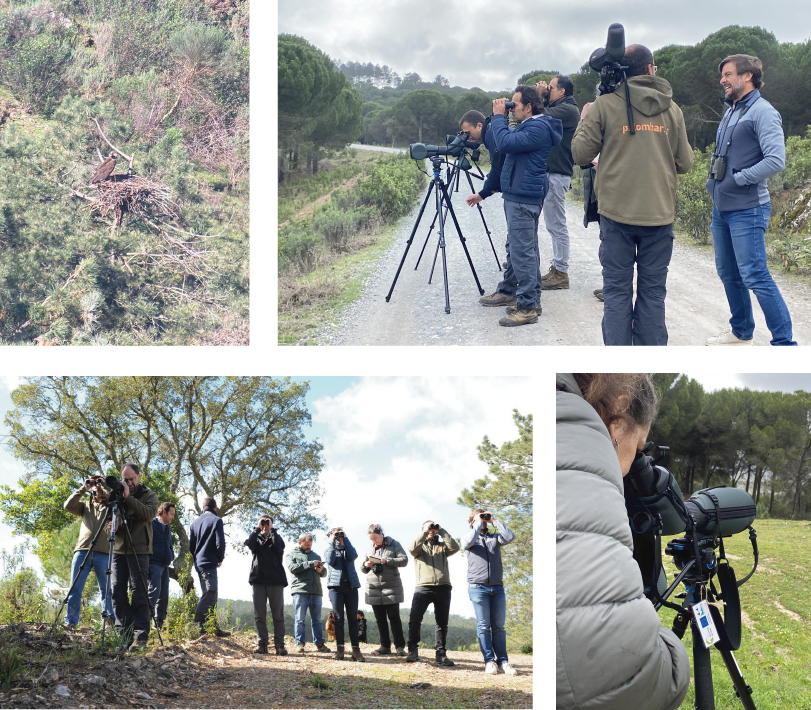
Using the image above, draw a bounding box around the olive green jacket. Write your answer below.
[64,488,111,554]
[286,547,327,595]
[408,528,460,587]
[112,484,159,555]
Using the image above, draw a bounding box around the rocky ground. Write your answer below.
[0,625,533,709]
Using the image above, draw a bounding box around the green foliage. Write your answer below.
[675,146,715,243]
[782,127,811,188]
[520,643,533,654]
[356,153,426,220]
[278,221,321,272]
[204,604,218,635]
[313,204,379,252]
[310,674,330,690]
[0,646,23,692]
[0,546,48,625]
[516,69,557,86]
[458,411,533,652]
[166,554,200,640]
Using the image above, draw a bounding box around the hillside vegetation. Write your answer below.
[0,0,248,345]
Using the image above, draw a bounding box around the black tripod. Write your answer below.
[656,532,758,710]
[385,156,484,313]
[414,155,501,277]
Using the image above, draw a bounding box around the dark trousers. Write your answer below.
[194,567,218,627]
[408,585,452,654]
[328,587,359,647]
[372,603,405,648]
[147,564,169,623]
[599,216,674,346]
[111,553,152,644]
[252,584,286,647]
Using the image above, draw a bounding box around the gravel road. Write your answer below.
[317,168,811,346]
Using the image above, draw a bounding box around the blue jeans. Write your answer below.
[147,564,170,622]
[66,550,115,626]
[497,200,543,309]
[468,584,507,664]
[711,203,796,345]
[292,593,324,645]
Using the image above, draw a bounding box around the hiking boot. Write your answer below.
[371,646,392,656]
[499,307,538,327]
[706,329,753,346]
[214,628,231,638]
[501,661,518,675]
[63,623,77,631]
[506,303,540,316]
[395,646,407,656]
[333,645,345,660]
[316,643,332,652]
[485,661,499,674]
[296,642,306,653]
[351,646,366,663]
[435,653,455,667]
[254,642,268,655]
[541,266,569,290]
[275,646,288,656]
[479,291,516,307]
[405,648,419,663]
[593,288,604,302]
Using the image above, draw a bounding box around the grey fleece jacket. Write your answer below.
[462,520,514,585]
[556,373,690,710]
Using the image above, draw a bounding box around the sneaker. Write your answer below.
[501,661,518,675]
[706,329,753,346]
[593,288,604,302]
[479,291,517,307]
[485,661,499,674]
[395,647,407,656]
[541,266,570,290]
[499,307,538,327]
[296,642,306,653]
[371,646,392,656]
[405,649,419,663]
[435,653,455,667]
[316,643,332,653]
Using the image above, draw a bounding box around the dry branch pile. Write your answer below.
[89,175,178,226]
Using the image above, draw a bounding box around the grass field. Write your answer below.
[659,519,811,710]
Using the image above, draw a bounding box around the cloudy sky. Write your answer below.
[277,0,809,91]
[684,372,811,394]
[0,376,532,619]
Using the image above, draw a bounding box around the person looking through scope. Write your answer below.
[459,110,505,210]
[556,374,690,710]
[477,86,562,327]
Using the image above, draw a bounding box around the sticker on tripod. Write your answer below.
[692,600,720,648]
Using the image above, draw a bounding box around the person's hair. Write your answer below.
[459,109,486,128]
[357,610,365,618]
[513,85,544,115]
[157,502,175,516]
[422,520,434,527]
[572,374,660,430]
[555,74,574,96]
[203,497,218,510]
[122,462,140,476]
[298,532,313,542]
[260,514,273,523]
[468,508,486,525]
[719,54,764,89]
[368,523,383,535]
[622,45,655,78]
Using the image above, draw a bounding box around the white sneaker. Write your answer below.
[484,661,499,674]
[706,329,753,346]
[501,661,518,675]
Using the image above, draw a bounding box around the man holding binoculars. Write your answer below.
[406,520,460,665]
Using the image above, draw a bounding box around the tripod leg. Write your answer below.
[465,171,501,271]
[435,176,451,313]
[386,181,435,302]
[415,208,440,271]
[718,648,756,710]
[692,617,716,710]
[440,182,484,295]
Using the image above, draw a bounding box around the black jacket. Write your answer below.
[189,510,226,571]
[245,528,288,587]
[544,95,580,177]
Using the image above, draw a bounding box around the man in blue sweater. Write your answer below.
[478,86,563,326]
[705,54,796,346]
[147,502,175,630]
[189,497,230,636]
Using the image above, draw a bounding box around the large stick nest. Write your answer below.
[90,174,178,226]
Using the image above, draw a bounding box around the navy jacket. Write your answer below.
[150,518,175,568]
[189,510,225,572]
[324,538,361,589]
[490,112,563,205]
[245,528,288,587]
[479,118,504,200]
[706,89,785,212]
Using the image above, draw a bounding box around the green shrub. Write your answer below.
[0,647,23,692]
[278,221,321,272]
[0,547,48,625]
[675,147,714,244]
[313,204,378,251]
[357,153,426,219]
[782,127,811,188]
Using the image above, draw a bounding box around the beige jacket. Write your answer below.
[64,488,111,554]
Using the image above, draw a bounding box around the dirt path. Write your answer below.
[316,183,811,346]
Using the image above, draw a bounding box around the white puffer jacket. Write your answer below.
[556,373,690,710]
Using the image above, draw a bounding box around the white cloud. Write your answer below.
[0,376,24,394]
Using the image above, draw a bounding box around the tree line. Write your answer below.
[650,374,811,520]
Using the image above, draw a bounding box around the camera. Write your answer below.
[104,475,126,502]
[588,23,627,96]
[409,131,480,162]
[708,154,727,181]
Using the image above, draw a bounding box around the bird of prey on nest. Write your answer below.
[90,152,117,184]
